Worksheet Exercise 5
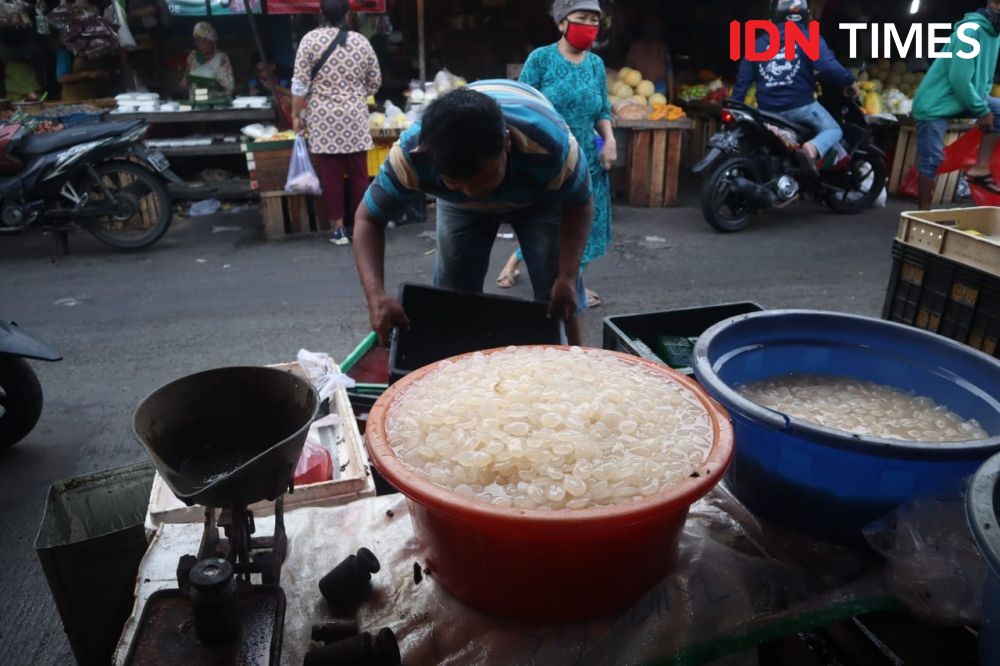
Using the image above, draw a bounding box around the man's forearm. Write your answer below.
[558,200,593,280]
[352,202,389,302]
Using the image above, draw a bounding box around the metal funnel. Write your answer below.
[133,367,319,507]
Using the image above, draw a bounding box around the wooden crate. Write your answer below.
[897,207,1000,278]
[259,191,330,239]
[888,119,974,205]
[684,101,723,168]
[616,118,694,207]
[244,140,295,191]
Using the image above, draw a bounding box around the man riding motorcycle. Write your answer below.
[731,0,858,175]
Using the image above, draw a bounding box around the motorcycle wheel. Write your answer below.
[83,161,172,250]
[700,156,761,233]
[0,355,43,451]
[823,156,887,214]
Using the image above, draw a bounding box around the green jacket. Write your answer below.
[913,12,1000,120]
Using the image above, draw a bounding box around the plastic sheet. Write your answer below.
[118,486,892,665]
[864,496,988,625]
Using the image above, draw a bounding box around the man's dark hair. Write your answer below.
[419,88,507,179]
[321,0,349,26]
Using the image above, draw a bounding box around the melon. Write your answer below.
[624,69,643,88]
[649,93,668,106]
[614,82,633,98]
[617,67,633,81]
[636,80,655,98]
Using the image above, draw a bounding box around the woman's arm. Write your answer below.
[363,39,382,96]
[218,53,235,96]
[595,57,616,170]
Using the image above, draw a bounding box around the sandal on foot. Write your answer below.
[496,268,520,288]
[586,289,602,308]
[969,173,1000,195]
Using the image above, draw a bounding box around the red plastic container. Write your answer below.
[365,346,734,622]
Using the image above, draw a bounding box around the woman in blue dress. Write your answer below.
[495,0,615,308]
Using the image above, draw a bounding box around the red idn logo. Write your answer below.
[730,21,821,62]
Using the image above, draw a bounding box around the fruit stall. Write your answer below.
[608,66,692,207]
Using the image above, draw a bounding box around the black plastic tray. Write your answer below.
[602,302,765,374]
[388,283,565,383]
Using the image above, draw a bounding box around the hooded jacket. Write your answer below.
[732,23,854,112]
[912,12,1000,120]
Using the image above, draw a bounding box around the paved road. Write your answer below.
[0,190,909,663]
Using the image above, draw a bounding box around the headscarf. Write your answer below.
[193,21,218,43]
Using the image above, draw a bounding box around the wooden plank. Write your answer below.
[313,196,331,231]
[109,108,276,124]
[665,129,683,207]
[888,125,912,194]
[615,118,695,130]
[649,129,667,207]
[285,195,308,234]
[627,130,652,207]
[260,197,286,239]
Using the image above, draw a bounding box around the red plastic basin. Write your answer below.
[365,346,734,622]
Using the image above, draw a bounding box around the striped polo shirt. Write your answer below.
[363,79,592,222]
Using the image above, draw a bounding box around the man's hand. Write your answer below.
[847,82,861,100]
[600,139,617,171]
[979,112,996,134]
[293,116,302,134]
[547,276,578,323]
[369,293,410,346]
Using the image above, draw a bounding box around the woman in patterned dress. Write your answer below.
[291,0,381,245]
[495,0,615,308]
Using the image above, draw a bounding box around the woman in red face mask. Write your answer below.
[496,0,614,310]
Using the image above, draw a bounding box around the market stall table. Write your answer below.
[615,117,694,208]
[106,107,279,200]
[889,116,975,205]
[682,99,723,168]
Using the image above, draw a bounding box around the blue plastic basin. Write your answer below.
[968,452,1000,666]
[693,310,1000,543]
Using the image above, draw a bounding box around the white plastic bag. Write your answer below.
[285,136,321,195]
[296,349,356,403]
[108,0,135,49]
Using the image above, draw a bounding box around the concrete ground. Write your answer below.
[0,186,913,663]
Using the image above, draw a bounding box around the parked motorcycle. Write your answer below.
[0,319,61,450]
[693,87,887,232]
[0,119,183,250]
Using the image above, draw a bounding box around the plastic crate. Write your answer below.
[388,283,565,383]
[882,240,1000,359]
[602,302,765,374]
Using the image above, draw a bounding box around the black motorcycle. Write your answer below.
[0,319,61,450]
[0,120,182,250]
[692,88,887,232]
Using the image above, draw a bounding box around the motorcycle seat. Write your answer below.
[755,109,813,138]
[12,120,145,157]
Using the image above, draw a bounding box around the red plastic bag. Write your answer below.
[937,128,982,174]
[899,166,919,199]
[294,435,332,486]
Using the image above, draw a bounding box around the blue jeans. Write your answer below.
[434,201,587,312]
[916,97,1000,178]
[781,101,843,157]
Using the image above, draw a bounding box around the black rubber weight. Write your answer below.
[0,355,43,450]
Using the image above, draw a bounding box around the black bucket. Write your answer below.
[34,462,155,665]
